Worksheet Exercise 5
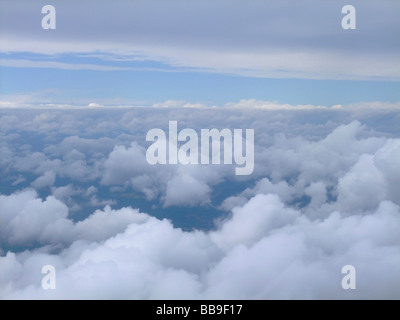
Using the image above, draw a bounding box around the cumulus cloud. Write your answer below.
[0,190,72,246]
[31,171,56,189]
[1,107,400,299]
[101,140,229,207]
[163,168,212,207]
[336,139,400,213]
[0,190,145,248]
[0,192,399,299]
[102,142,150,186]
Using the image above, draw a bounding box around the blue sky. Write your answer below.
[2,61,400,106]
[1,0,399,107]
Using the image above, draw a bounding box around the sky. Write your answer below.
[1,0,399,107]
[1,0,400,300]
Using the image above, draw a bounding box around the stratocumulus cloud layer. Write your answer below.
[0,106,400,299]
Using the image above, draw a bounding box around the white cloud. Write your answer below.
[101,142,151,185]
[1,107,400,299]
[31,170,56,189]
[337,154,387,212]
[0,192,399,299]
[0,190,72,246]
[0,190,150,248]
[0,59,131,71]
[211,194,299,251]
[102,141,229,207]
[163,170,212,207]
[74,206,147,242]
[336,139,400,213]
[88,103,102,108]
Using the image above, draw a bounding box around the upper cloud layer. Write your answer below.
[1,0,399,80]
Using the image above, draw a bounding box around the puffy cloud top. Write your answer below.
[0,107,399,299]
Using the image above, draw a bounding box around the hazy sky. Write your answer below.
[1,0,399,106]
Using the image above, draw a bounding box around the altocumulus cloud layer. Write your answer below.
[0,105,400,299]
